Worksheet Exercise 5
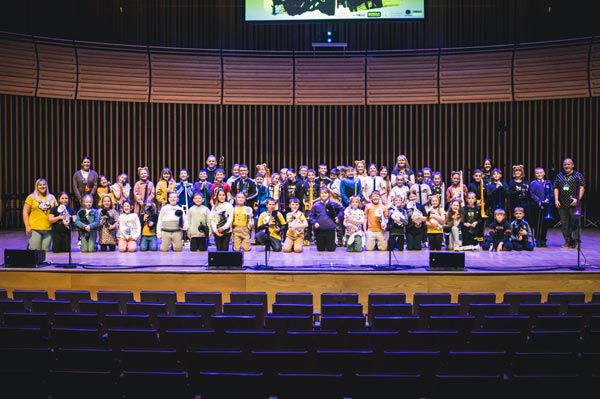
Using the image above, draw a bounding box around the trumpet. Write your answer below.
[480,181,488,218]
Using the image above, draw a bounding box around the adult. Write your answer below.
[23,178,58,251]
[309,188,344,252]
[553,158,585,248]
[390,154,415,186]
[72,156,99,209]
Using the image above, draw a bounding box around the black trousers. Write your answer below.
[315,229,337,252]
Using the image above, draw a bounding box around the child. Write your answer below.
[210,189,234,251]
[344,195,365,252]
[327,168,344,247]
[74,194,100,253]
[510,207,534,251]
[445,171,468,209]
[426,195,445,251]
[410,170,432,208]
[256,197,286,252]
[227,163,240,186]
[256,163,271,186]
[133,166,155,215]
[193,169,212,208]
[363,191,388,252]
[302,169,319,245]
[283,197,309,253]
[390,173,409,201]
[158,192,188,252]
[111,173,132,212]
[461,191,483,248]
[255,173,269,218]
[315,164,332,192]
[309,189,345,252]
[48,192,76,253]
[231,192,254,252]
[363,163,385,206]
[268,172,282,210]
[483,208,512,252]
[155,167,175,212]
[140,203,159,252]
[340,166,362,207]
[445,199,463,251]
[379,165,391,206]
[404,190,427,251]
[96,175,115,208]
[386,195,408,252]
[486,168,509,215]
[98,195,119,252]
[529,167,553,247]
[188,193,211,252]
[430,171,445,208]
[117,200,141,252]
[175,168,194,212]
[211,168,232,206]
[508,164,530,221]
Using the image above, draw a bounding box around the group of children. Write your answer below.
[36,154,552,254]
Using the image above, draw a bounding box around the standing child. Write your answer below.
[211,168,232,206]
[133,166,155,215]
[98,195,119,252]
[268,172,282,211]
[486,168,509,215]
[426,195,445,251]
[158,192,189,252]
[231,192,254,252]
[404,191,427,251]
[510,207,534,251]
[302,169,319,245]
[117,200,141,253]
[508,164,530,220]
[256,197,286,252]
[483,208,512,252]
[529,167,553,247]
[210,189,234,251]
[74,194,100,253]
[155,167,175,212]
[390,173,410,201]
[193,169,212,208]
[188,193,211,252]
[343,195,365,252]
[283,198,308,253]
[461,192,483,248]
[140,203,159,252]
[48,192,76,253]
[445,171,468,209]
[111,173,131,212]
[386,195,408,252]
[445,199,463,251]
[96,175,115,208]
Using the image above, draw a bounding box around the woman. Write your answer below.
[23,178,58,251]
[72,156,99,210]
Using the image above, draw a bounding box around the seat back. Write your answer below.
[96,290,135,314]
[54,289,92,312]
[139,290,178,314]
[184,291,223,313]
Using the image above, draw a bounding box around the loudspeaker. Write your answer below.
[4,249,46,268]
[208,250,243,270]
[429,252,465,271]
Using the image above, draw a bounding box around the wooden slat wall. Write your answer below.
[295,57,365,105]
[0,38,37,97]
[223,56,293,105]
[36,43,77,99]
[366,55,439,104]
[513,45,590,101]
[439,51,513,103]
[1,95,598,211]
[77,48,150,102]
[150,52,221,104]
[590,43,600,97]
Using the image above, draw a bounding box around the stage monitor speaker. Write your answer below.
[4,249,46,268]
[208,250,243,270]
[429,251,465,271]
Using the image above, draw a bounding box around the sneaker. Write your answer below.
[304,240,310,246]
[561,242,572,248]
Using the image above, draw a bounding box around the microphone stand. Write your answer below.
[569,177,585,271]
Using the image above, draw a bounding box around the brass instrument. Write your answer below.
[543,182,553,221]
[459,170,465,206]
[480,181,488,218]
[572,177,581,219]
[440,182,446,210]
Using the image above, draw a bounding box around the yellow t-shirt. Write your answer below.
[25,194,56,230]
[258,211,286,240]
[233,206,251,227]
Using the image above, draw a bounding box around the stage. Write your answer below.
[2,228,600,307]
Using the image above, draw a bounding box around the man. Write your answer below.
[553,158,585,248]
[230,164,258,210]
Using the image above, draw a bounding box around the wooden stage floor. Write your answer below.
[2,228,600,306]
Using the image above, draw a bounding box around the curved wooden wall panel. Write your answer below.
[513,44,589,101]
[366,55,438,105]
[36,43,77,99]
[77,48,150,102]
[0,38,37,97]
[150,52,221,104]
[439,51,513,103]
[223,56,293,105]
[590,43,600,97]
[295,57,365,105]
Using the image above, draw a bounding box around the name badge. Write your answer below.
[563,184,570,191]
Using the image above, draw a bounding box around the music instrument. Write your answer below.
[459,170,465,206]
[244,207,254,229]
[407,201,423,228]
[543,182,553,220]
[440,182,446,210]
[572,176,582,219]
[480,181,488,218]
[390,205,408,226]
[287,212,304,235]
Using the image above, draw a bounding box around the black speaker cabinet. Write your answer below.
[4,249,46,268]
[208,250,243,269]
[429,251,465,271]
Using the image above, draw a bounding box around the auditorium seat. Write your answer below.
[139,290,177,314]
[0,288,7,299]
[191,371,266,399]
[54,289,92,312]
[12,289,49,311]
[531,314,584,332]
[174,301,218,328]
[119,348,182,371]
[125,301,167,328]
[52,312,101,329]
[0,325,48,347]
[52,347,116,372]
[502,291,542,314]
[479,314,531,335]
[526,330,583,353]
[104,313,152,330]
[0,346,53,399]
[222,302,265,329]
[545,291,586,314]
[417,303,461,328]
[275,292,313,304]
[507,351,580,396]
[285,330,340,351]
[319,315,367,332]
[368,303,413,327]
[457,292,497,315]
[428,315,477,334]
[264,314,314,332]
[184,291,222,313]
[186,348,248,373]
[222,329,279,351]
[51,326,105,349]
[412,293,452,316]
[47,369,119,399]
[106,327,160,350]
[321,292,359,304]
[0,298,26,316]
[30,298,72,321]
[370,315,419,333]
[119,370,191,399]
[97,290,134,314]
[156,314,203,333]
[210,314,257,332]
[516,302,561,318]
[229,291,268,314]
[160,329,218,352]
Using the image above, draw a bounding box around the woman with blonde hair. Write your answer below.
[23,178,58,251]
